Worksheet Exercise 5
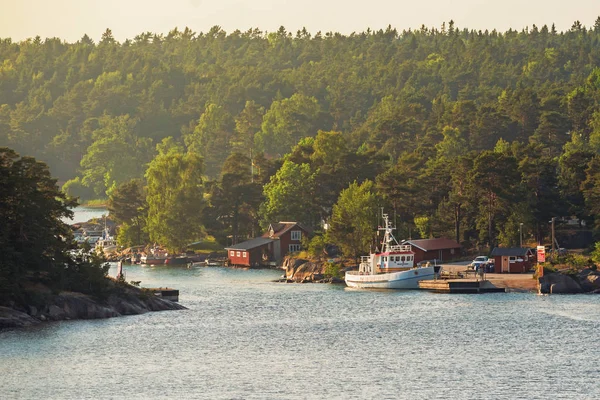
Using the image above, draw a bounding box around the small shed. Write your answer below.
[225,237,274,267]
[402,238,462,263]
[490,247,535,273]
[225,221,311,267]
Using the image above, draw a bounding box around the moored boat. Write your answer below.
[140,254,168,265]
[345,211,436,289]
[165,256,191,265]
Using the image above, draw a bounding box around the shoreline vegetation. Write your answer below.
[79,199,109,208]
[6,19,600,330]
[0,148,185,331]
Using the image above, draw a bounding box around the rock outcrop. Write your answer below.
[0,285,186,330]
[282,256,344,283]
[539,272,584,294]
[0,307,40,329]
[577,269,600,292]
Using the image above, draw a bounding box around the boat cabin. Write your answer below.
[377,245,415,270]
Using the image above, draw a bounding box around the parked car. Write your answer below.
[470,256,489,272]
[486,259,495,273]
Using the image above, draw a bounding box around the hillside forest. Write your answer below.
[3,20,600,253]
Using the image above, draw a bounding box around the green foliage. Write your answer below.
[0,148,110,303]
[255,93,320,156]
[260,160,319,228]
[323,262,342,279]
[145,138,206,253]
[108,179,148,246]
[590,242,600,264]
[304,234,326,258]
[79,115,153,196]
[6,23,600,250]
[326,180,379,259]
[413,216,431,239]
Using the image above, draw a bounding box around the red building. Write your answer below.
[490,247,535,273]
[401,238,462,263]
[225,222,310,267]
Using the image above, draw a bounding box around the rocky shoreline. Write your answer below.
[0,284,186,330]
[280,256,600,295]
[539,268,600,294]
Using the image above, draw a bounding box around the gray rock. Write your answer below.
[577,269,600,292]
[540,272,583,294]
[0,306,40,329]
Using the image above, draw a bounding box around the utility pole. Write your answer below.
[520,223,523,248]
[551,217,556,252]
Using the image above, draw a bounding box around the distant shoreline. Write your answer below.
[79,201,108,208]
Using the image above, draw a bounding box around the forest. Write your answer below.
[3,19,600,254]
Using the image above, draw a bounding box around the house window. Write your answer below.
[289,244,301,252]
[450,248,455,254]
[509,256,516,262]
[230,251,234,256]
[291,230,302,241]
[236,251,241,257]
[242,252,247,258]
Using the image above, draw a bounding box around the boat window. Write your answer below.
[401,256,405,262]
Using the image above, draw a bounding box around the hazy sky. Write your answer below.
[1,0,598,42]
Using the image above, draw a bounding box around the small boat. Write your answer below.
[140,245,169,265]
[345,211,436,289]
[140,254,168,265]
[205,259,223,267]
[165,256,191,265]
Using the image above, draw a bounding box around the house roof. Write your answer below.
[402,238,462,252]
[225,237,274,251]
[490,247,531,257]
[262,222,311,239]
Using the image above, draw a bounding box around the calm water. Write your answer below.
[2,263,600,399]
[62,206,108,224]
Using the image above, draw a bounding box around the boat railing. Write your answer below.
[388,244,412,252]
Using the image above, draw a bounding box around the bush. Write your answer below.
[323,262,342,279]
[303,234,326,258]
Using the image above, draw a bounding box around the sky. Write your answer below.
[0,0,598,42]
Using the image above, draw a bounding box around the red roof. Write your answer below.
[262,222,310,238]
[402,238,461,251]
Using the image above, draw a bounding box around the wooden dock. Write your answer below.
[418,279,506,293]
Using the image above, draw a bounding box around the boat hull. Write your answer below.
[345,266,436,289]
[140,257,167,265]
[165,257,190,265]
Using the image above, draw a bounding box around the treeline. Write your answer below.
[0,148,109,303]
[3,19,600,251]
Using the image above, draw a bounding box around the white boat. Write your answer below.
[345,212,436,289]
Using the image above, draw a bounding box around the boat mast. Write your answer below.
[379,210,399,253]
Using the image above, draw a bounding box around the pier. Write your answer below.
[418,279,506,293]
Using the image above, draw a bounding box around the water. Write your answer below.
[62,206,108,224]
[2,264,600,399]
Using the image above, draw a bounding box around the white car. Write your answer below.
[470,256,489,271]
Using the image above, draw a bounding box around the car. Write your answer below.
[470,256,489,272]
